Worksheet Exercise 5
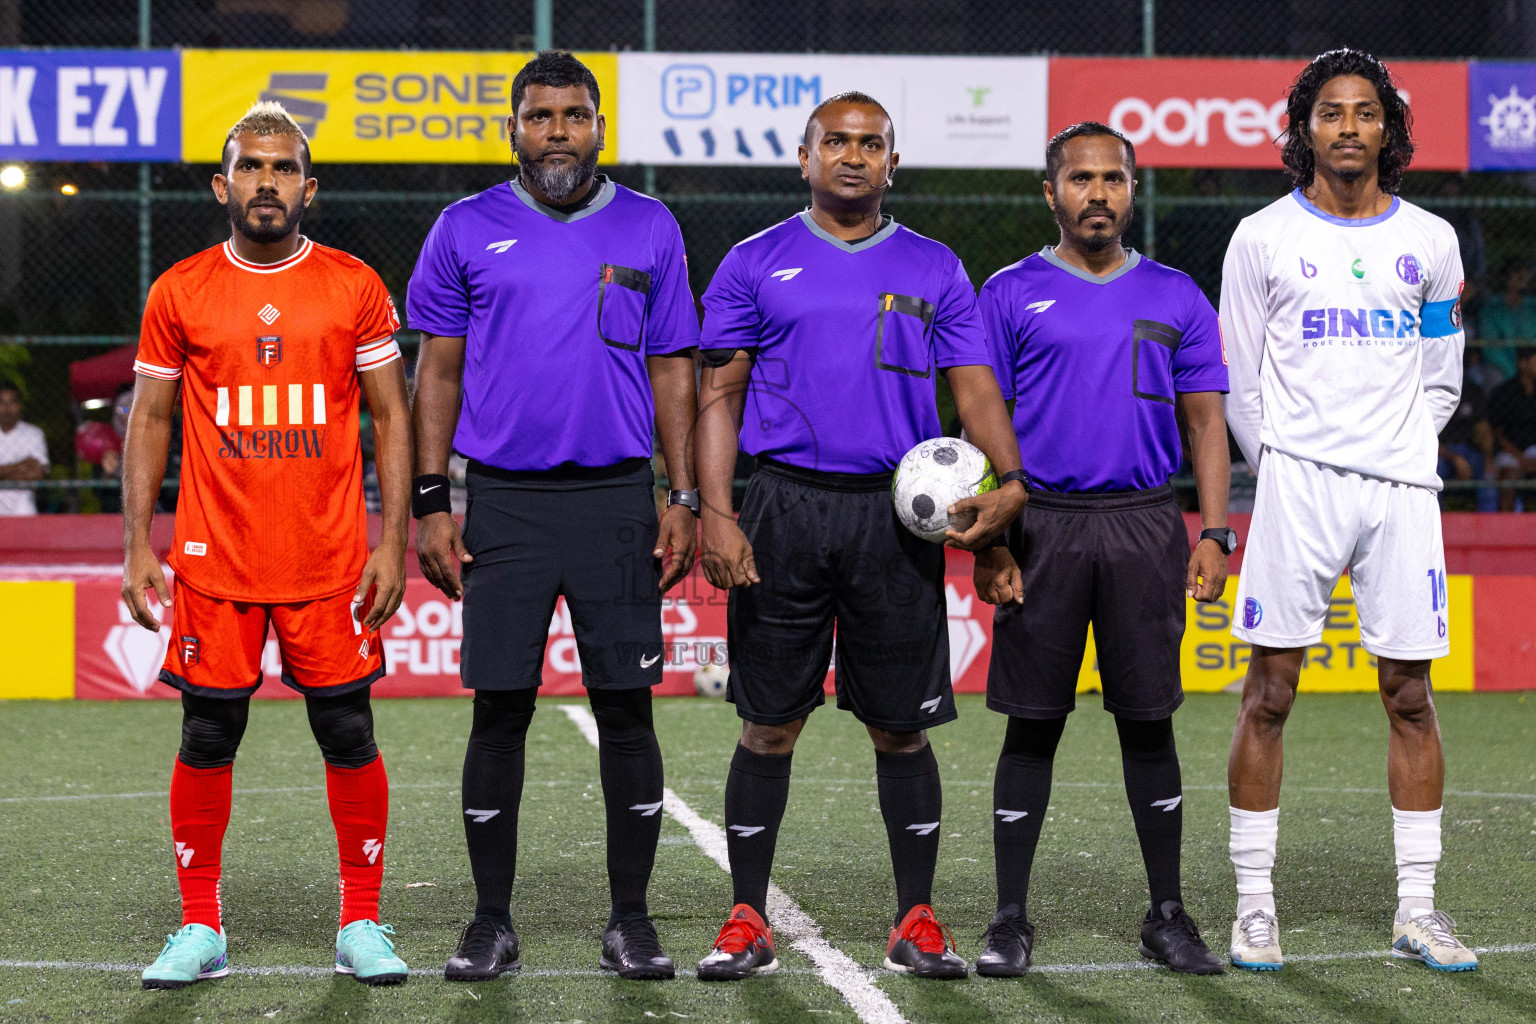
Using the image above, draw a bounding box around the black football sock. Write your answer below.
[876,744,943,923]
[461,689,537,927]
[993,715,1066,917]
[589,688,665,927]
[723,744,793,918]
[1115,715,1184,913]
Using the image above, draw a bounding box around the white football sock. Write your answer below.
[1230,806,1279,917]
[1393,806,1442,921]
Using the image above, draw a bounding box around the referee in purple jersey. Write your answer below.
[693,92,1026,980]
[972,123,1233,977]
[408,52,698,982]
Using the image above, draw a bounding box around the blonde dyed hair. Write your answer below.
[222,100,312,175]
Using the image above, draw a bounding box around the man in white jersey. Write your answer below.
[1219,49,1476,973]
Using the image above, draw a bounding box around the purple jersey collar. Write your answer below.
[509,173,616,223]
[1039,245,1142,285]
[796,209,900,253]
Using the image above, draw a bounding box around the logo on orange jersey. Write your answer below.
[258,303,281,325]
[180,635,201,666]
[257,336,283,368]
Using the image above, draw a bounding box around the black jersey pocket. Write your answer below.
[597,263,652,352]
[1132,319,1182,405]
[875,292,936,378]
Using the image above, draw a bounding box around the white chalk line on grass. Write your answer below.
[557,704,908,1024]
[5,944,1534,980]
[0,960,814,979]
[1023,942,1536,975]
[6,778,1533,805]
[0,780,586,805]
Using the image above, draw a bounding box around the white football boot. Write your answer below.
[1391,909,1479,972]
[1229,909,1282,971]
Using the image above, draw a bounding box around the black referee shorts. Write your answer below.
[987,484,1187,721]
[459,458,664,692]
[727,459,956,733]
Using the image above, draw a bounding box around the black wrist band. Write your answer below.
[412,474,452,518]
[997,468,1030,490]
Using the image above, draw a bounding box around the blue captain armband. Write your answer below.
[1420,296,1462,338]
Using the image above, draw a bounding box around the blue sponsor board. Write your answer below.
[0,50,181,161]
[1469,61,1536,171]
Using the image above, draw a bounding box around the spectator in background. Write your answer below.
[1478,262,1535,383]
[75,384,133,514]
[1490,347,1536,511]
[0,383,49,515]
[1436,363,1496,511]
[1436,176,1487,290]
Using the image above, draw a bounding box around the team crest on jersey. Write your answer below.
[1396,254,1423,285]
[1242,598,1263,630]
[1453,282,1465,329]
[256,336,283,368]
[179,635,201,666]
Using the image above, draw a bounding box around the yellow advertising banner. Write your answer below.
[181,50,620,164]
[0,581,75,699]
[1076,574,1475,695]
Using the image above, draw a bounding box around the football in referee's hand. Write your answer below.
[892,439,997,544]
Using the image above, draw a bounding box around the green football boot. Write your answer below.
[335,920,409,985]
[141,923,229,989]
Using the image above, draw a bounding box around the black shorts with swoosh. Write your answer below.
[459,458,664,692]
[726,459,956,732]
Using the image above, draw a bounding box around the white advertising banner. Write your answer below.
[618,53,1048,167]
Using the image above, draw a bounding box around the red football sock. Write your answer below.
[326,755,389,927]
[169,758,232,931]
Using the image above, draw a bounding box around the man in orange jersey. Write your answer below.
[122,102,414,989]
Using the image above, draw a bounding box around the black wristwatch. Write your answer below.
[1200,527,1238,555]
[667,489,701,515]
[996,469,1030,491]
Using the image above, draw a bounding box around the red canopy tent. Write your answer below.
[68,344,138,404]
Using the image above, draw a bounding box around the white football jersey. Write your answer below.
[1220,190,1464,490]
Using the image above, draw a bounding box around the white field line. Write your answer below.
[1024,942,1536,974]
[0,960,814,978]
[0,780,590,804]
[4,779,1533,805]
[4,943,1534,979]
[557,704,908,1024]
[672,779,1536,804]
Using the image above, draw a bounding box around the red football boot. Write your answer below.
[697,904,779,981]
[884,904,968,978]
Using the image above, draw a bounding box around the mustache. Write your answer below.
[246,194,287,214]
[1079,205,1116,221]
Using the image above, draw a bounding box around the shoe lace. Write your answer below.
[980,914,1030,949]
[1238,910,1277,948]
[1163,906,1204,943]
[900,913,956,955]
[1414,910,1464,949]
[712,916,765,955]
[612,918,665,960]
[160,925,210,958]
[457,919,503,959]
[349,921,397,956]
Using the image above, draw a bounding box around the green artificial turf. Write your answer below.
[0,691,1531,1023]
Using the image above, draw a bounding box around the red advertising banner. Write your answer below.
[71,557,999,700]
[1048,58,1468,170]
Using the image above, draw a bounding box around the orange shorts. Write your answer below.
[159,579,384,698]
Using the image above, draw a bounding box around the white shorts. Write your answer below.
[1232,448,1450,660]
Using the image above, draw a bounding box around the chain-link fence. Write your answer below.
[9,0,1536,56]
[4,0,1536,512]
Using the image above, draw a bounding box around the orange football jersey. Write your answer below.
[135,237,401,602]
